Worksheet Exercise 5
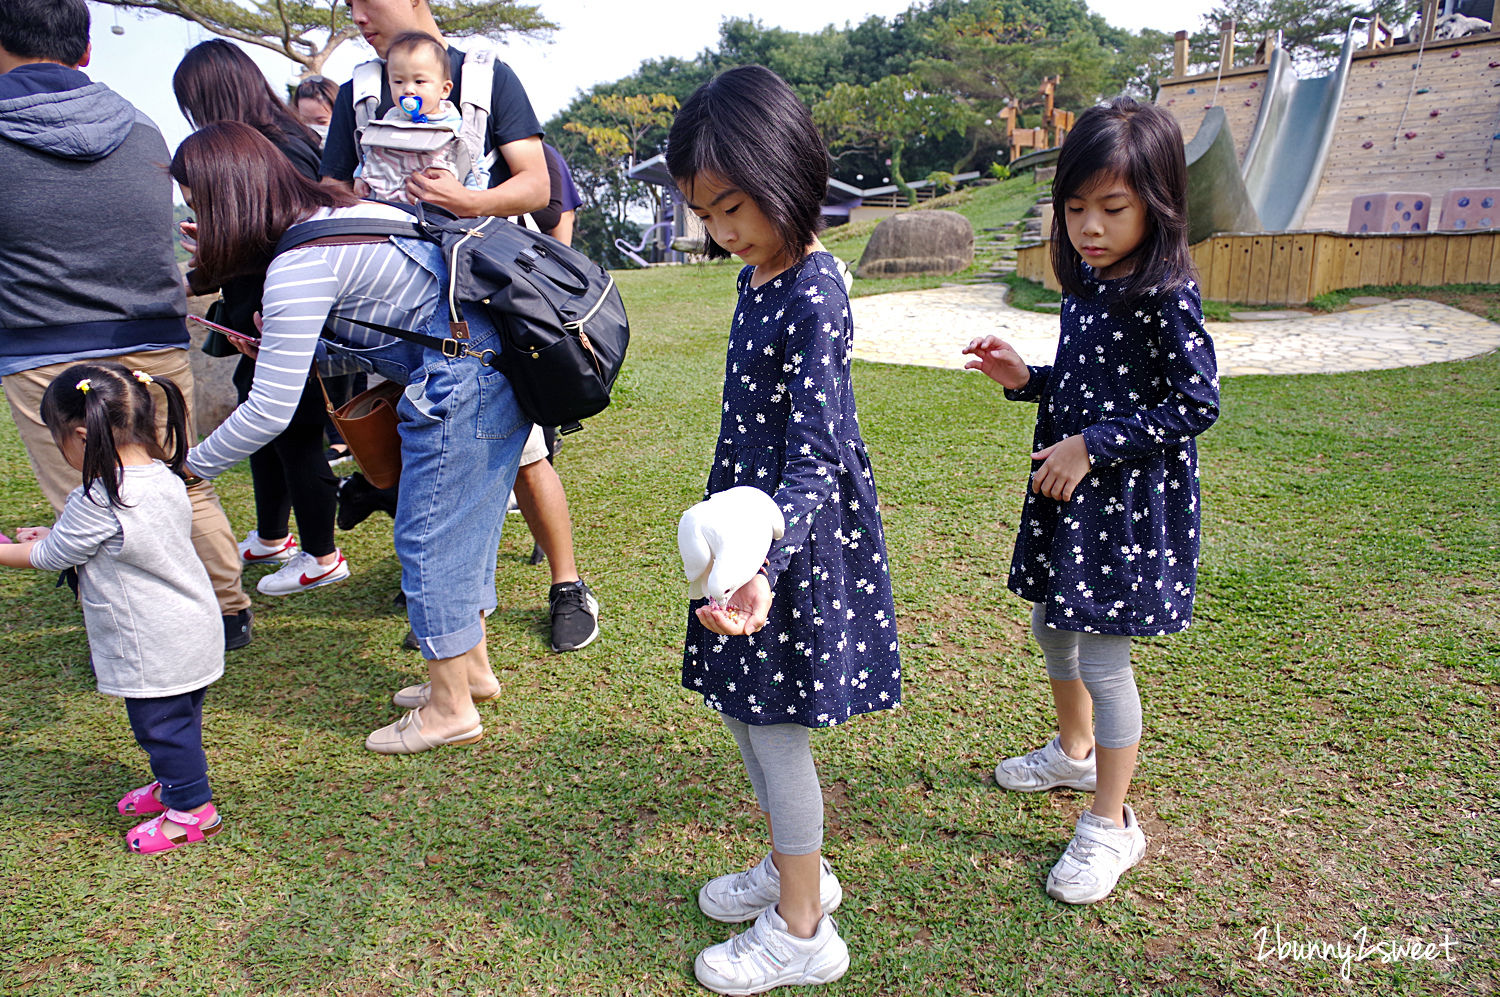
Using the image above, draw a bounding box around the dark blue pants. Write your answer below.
[123,689,212,810]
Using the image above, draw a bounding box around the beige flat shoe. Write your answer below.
[391,681,501,710]
[365,709,484,755]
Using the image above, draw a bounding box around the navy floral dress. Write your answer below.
[682,252,901,727]
[1006,271,1220,636]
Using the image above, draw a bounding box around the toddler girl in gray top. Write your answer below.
[0,362,224,854]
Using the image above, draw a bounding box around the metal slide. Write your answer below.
[1182,26,1359,241]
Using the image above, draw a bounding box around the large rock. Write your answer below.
[856,210,974,278]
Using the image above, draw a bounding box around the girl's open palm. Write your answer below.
[963,335,1030,390]
[695,573,771,636]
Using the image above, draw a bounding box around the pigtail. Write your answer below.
[78,381,128,509]
[137,371,191,477]
[40,362,185,510]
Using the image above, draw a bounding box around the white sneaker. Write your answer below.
[994,735,1097,792]
[694,905,849,995]
[1046,803,1147,904]
[256,550,350,596]
[698,852,843,923]
[237,530,298,565]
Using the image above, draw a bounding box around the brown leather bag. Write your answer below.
[318,374,402,489]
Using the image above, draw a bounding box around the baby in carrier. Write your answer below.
[355,31,482,203]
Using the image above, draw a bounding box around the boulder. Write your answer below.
[856,210,973,278]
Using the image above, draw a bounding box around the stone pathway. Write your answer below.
[850,285,1500,375]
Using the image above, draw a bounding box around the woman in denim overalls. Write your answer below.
[173,121,532,753]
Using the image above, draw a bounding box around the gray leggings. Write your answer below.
[1032,603,1141,749]
[722,717,824,856]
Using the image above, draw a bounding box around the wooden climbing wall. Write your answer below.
[1156,65,1269,161]
[1015,229,1500,304]
[1304,34,1500,231]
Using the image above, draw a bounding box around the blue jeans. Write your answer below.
[329,238,529,659]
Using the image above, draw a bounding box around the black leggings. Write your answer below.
[235,358,342,558]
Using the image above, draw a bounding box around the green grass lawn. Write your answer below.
[1,258,1496,996]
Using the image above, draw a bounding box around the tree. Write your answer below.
[93,0,553,76]
[1189,0,1419,72]
[911,5,1131,171]
[813,74,975,205]
[563,93,679,170]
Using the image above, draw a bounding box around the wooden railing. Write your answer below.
[1016,229,1499,304]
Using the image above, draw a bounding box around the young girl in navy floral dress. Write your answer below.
[668,65,900,995]
[964,96,1219,905]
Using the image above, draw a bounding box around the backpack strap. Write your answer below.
[274,216,423,256]
[457,48,497,187]
[350,58,386,174]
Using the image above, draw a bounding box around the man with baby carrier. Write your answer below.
[320,0,601,654]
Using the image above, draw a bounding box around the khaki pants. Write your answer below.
[3,348,250,614]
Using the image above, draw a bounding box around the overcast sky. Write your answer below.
[84,0,1217,163]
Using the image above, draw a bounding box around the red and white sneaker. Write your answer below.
[238,531,298,565]
[256,550,350,596]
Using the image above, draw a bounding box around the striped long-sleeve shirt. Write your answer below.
[187,203,439,480]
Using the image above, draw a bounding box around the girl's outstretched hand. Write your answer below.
[962,335,1030,390]
[1030,435,1092,503]
[13,526,49,543]
[696,573,772,637]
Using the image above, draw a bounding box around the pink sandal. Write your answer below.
[126,803,222,854]
[117,782,167,817]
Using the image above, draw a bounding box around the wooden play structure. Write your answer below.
[1001,76,1075,156]
[1018,9,1500,304]
[1018,229,1500,304]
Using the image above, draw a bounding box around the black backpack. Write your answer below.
[274,202,629,434]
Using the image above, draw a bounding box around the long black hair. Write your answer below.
[667,65,828,262]
[40,363,190,509]
[173,39,321,151]
[1050,96,1195,302]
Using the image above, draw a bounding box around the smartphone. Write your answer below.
[189,313,259,345]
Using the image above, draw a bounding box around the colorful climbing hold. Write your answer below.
[1362,141,1374,149]
[1451,50,1460,58]
[1244,99,1252,106]
[1436,151,1446,159]
[1416,87,1429,94]
[1490,61,1500,68]
[1405,131,1417,139]
[1430,109,1440,117]
[1248,81,1258,89]
[1376,81,1385,88]
[1186,87,1196,94]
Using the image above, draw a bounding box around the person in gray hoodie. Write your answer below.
[0,0,252,649]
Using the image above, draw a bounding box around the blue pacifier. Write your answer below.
[398,94,427,124]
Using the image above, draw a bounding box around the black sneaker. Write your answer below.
[336,472,398,531]
[548,580,599,652]
[223,608,253,651]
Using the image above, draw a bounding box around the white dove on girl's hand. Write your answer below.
[678,486,786,608]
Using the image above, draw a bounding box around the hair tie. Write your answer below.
[75,378,92,394]
[132,370,154,384]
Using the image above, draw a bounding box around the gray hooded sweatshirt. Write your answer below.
[0,63,187,377]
